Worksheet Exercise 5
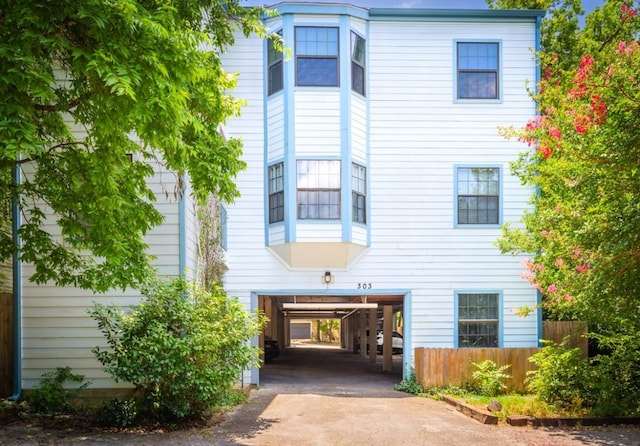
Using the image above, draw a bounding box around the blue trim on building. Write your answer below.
[369,8,545,21]
[364,20,372,247]
[178,175,187,276]
[10,163,22,400]
[339,15,352,243]
[275,3,369,19]
[283,14,297,243]
[402,290,412,378]
[453,163,504,229]
[262,25,271,247]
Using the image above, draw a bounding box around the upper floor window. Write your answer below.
[268,31,284,95]
[295,27,339,87]
[457,42,499,99]
[268,162,285,223]
[457,292,500,348]
[456,167,500,225]
[297,160,341,219]
[351,32,366,96]
[351,163,366,224]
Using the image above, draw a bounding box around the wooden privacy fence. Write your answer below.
[415,347,539,392]
[415,321,588,392]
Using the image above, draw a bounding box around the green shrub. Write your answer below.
[26,367,90,414]
[394,371,428,395]
[471,360,511,397]
[94,398,138,427]
[587,333,640,416]
[526,338,590,410]
[90,279,266,419]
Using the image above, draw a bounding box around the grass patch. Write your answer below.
[450,392,589,421]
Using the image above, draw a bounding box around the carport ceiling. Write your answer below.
[270,295,403,319]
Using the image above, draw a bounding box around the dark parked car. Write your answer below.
[264,337,280,363]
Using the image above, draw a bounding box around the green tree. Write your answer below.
[497,0,640,334]
[0,0,271,292]
[487,0,585,70]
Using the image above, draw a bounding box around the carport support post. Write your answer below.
[368,308,377,362]
[359,310,367,358]
[383,305,393,372]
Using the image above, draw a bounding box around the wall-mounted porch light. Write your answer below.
[323,271,332,284]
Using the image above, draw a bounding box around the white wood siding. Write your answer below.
[296,223,342,242]
[221,15,540,373]
[269,224,285,245]
[267,95,285,161]
[350,94,367,162]
[294,91,341,156]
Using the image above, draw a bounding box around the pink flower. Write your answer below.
[547,284,558,294]
[576,263,590,273]
[563,293,574,303]
[571,247,583,259]
[554,258,565,267]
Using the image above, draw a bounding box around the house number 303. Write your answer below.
[357,282,372,289]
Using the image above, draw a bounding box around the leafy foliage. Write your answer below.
[496,1,640,333]
[526,339,591,410]
[26,367,90,414]
[93,398,138,427]
[470,360,512,397]
[0,0,273,292]
[89,279,265,419]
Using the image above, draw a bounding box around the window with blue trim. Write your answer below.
[457,167,500,225]
[268,162,284,223]
[297,160,341,219]
[351,32,366,96]
[267,31,283,95]
[457,42,499,99]
[458,292,499,348]
[351,163,366,224]
[295,27,339,87]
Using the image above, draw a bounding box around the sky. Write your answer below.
[242,0,606,14]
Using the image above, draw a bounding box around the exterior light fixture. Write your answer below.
[323,271,332,284]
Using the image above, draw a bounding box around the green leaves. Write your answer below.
[89,279,266,419]
[498,1,640,333]
[0,0,269,291]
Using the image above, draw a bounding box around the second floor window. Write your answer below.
[297,160,341,219]
[457,42,499,99]
[295,27,339,87]
[268,31,284,95]
[456,167,500,225]
[351,32,366,96]
[268,163,284,223]
[352,163,366,224]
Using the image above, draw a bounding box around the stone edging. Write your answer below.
[442,395,640,427]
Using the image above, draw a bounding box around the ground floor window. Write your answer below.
[457,292,499,347]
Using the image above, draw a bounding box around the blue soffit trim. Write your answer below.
[270,3,369,19]
[10,163,22,401]
[178,174,187,277]
[368,8,546,21]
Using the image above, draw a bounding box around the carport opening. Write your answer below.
[258,294,405,381]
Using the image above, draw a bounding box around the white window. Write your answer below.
[296,160,341,219]
[457,292,500,348]
[351,32,366,96]
[295,27,339,87]
[456,167,500,225]
[351,163,366,224]
[268,163,284,223]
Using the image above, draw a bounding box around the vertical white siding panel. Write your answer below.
[295,92,342,155]
[267,95,285,161]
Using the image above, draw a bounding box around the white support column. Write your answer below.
[383,305,393,372]
[368,308,377,363]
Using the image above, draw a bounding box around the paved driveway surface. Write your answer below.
[1,343,639,445]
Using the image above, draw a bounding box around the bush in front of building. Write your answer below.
[89,279,265,419]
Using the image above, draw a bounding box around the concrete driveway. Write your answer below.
[1,343,639,445]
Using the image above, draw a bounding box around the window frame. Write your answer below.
[267,30,284,96]
[350,31,366,96]
[454,165,502,227]
[219,205,228,251]
[295,26,340,87]
[268,162,285,224]
[454,291,502,348]
[455,40,501,101]
[351,162,366,224]
[296,159,341,220]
